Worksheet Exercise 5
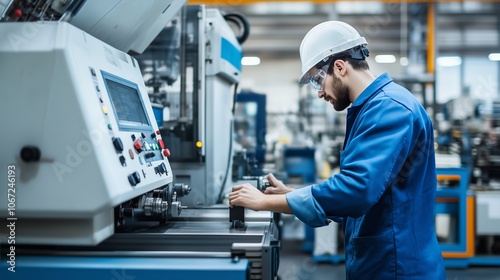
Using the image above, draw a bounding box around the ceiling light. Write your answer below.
[241,56,260,66]
[375,55,396,64]
[488,53,500,61]
[437,56,462,67]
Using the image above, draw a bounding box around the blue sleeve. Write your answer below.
[311,97,414,218]
[286,186,328,227]
[286,185,344,227]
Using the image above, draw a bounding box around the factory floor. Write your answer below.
[278,240,500,280]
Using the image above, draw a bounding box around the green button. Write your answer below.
[107,124,112,130]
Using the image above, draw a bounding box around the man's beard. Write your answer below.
[331,73,350,111]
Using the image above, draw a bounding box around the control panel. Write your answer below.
[0,22,177,245]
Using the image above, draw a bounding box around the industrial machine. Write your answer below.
[136,5,249,207]
[0,1,279,279]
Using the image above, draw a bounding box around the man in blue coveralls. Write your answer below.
[229,21,446,279]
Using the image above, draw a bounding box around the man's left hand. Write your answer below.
[229,183,267,211]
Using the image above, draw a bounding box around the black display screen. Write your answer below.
[102,72,150,131]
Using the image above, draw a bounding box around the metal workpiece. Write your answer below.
[230,206,246,229]
[240,176,271,192]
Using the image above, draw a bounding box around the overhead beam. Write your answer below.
[188,0,498,5]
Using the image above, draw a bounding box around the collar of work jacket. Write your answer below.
[351,72,393,108]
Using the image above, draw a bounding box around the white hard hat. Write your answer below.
[298,21,367,85]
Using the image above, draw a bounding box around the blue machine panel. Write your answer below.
[221,37,242,71]
[0,256,249,280]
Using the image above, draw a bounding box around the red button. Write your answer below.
[14,8,22,18]
[163,149,171,157]
[158,139,165,150]
[133,139,143,151]
[156,130,161,135]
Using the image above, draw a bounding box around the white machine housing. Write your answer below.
[68,0,186,54]
[0,21,175,245]
[0,0,187,55]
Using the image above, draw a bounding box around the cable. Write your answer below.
[223,13,250,45]
[217,82,239,204]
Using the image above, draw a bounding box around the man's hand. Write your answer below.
[229,175,294,214]
[264,173,293,195]
[229,183,267,211]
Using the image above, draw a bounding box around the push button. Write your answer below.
[119,155,126,166]
[127,171,141,186]
[133,139,143,152]
[162,149,171,157]
[132,171,141,184]
[145,152,155,159]
[154,162,167,175]
[112,137,124,152]
[128,173,137,186]
[158,139,165,150]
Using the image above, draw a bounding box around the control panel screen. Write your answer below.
[102,71,151,131]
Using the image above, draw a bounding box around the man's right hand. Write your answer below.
[264,173,293,195]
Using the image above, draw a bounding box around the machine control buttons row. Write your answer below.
[128,171,141,186]
[90,66,114,133]
[154,162,168,175]
[144,142,159,151]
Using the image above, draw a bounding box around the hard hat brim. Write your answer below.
[298,71,311,85]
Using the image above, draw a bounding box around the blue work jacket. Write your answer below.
[287,73,445,279]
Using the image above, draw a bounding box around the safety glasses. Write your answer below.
[309,64,329,92]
